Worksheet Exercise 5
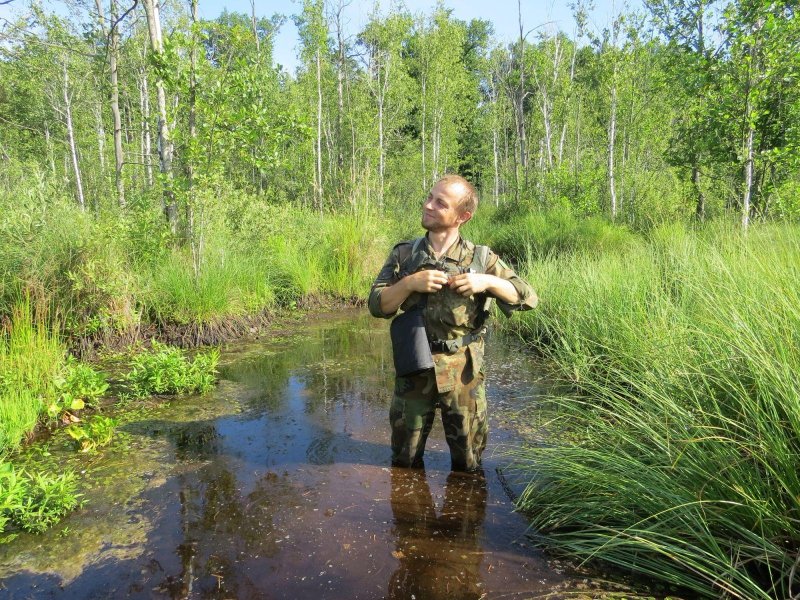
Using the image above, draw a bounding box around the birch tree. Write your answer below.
[94,0,126,208]
[141,0,177,231]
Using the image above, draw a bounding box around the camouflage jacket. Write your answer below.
[368,235,537,392]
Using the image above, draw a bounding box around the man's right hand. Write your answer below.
[378,269,449,315]
[403,269,449,293]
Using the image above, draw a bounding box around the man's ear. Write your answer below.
[457,210,473,226]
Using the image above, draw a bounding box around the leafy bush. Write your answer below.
[126,341,219,398]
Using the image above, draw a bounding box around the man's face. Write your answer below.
[421,181,471,233]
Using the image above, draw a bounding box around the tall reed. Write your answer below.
[504,223,800,598]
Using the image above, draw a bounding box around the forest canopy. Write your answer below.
[0,0,797,234]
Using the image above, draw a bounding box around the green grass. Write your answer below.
[0,301,65,454]
[502,222,800,598]
[466,204,639,263]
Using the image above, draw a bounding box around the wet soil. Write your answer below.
[0,309,624,599]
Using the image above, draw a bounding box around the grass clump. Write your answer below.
[467,205,638,264]
[505,222,800,599]
[126,340,219,398]
[0,301,65,453]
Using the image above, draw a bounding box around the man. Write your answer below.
[368,174,537,471]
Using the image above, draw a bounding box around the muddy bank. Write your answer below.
[70,297,366,359]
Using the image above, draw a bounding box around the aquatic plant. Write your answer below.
[66,415,117,453]
[126,340,219,398]
[48,358,109,421]
[505,222,800,598]
[0,462,81,537]
[10,469,82,534]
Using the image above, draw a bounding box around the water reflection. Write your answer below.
[0,311,577,598]
[388,468,487,600]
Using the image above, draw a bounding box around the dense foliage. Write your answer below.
[0,0,797,240]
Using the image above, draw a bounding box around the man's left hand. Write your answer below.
[448,273,490,297]
[448,272,522,304]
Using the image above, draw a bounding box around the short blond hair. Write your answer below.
[436,174,478,215]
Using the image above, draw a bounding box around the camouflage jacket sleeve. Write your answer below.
[485,249,538,317]
[368,243,407,319]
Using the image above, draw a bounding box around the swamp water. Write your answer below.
[0,310,616,599]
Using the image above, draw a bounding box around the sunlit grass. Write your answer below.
[502,222,800,598]
[0,301,65,454]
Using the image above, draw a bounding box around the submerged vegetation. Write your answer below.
[503,223,800,598]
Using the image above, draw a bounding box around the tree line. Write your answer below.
[0,0,797,239]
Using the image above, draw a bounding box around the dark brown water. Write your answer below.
[0,310,605,599]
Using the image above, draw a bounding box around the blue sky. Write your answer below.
[1,1,641,73]
[196,0,642,73]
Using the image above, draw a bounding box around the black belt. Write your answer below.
[429,331,484,355]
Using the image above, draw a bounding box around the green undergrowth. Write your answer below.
[0,301,65,453]
[1,185,401,334]
[0,300,219,537]
[466,204,638,263]
[0,462,81,538]
[503,222,800,598]
[126,340,219,398]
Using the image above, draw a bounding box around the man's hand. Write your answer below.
[449,272,521,304]
[448,272,490,297]
[378,269,449,315]
[404,269,450,293]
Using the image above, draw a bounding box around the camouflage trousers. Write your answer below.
[390,353,488,472]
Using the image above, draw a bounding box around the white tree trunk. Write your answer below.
[315,48,324,213]
[608,76,618,220]
[420,77,427,192]
[95,102,106,174]
[63,60,85,210]
[139,67,154,188]
[142,0,176,231]
[44,124,56,176]
[493,127,500,206]
[742,110,754,230]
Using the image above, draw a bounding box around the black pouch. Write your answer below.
[390,308,434,377]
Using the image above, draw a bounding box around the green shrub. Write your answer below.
[126,340,219,398]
